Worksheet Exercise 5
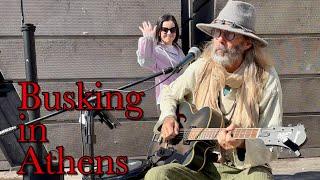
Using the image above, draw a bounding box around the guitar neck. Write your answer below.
[186,128,261,140]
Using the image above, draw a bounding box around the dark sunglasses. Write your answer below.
[161,27,177,33]
[213,29,236,41]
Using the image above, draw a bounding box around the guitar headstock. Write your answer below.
[258,124,307,156]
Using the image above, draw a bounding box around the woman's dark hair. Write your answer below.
[155,14,179,45]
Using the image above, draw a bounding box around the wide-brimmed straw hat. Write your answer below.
[196,0,268,47]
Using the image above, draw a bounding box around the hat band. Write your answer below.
[213,19,255,34]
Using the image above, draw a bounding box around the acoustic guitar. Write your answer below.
[148,102,307,171]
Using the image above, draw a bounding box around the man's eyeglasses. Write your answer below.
[161,27,177,33]
[212,29,236,41]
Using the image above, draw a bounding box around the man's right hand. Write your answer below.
[160,116,179,141]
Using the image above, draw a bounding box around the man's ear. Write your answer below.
[243,39,253,51]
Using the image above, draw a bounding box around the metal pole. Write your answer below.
[82,111,95,180]
[21,23,44,180]
[188,0,194,48]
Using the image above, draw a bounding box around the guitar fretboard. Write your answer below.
[186,128,260,140]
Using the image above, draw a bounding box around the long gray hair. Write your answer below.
[195,40,273,127]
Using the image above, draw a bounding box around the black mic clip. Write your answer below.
[93,110,120,129]
[81,88,121,129]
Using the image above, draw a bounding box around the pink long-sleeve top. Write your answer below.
[136,36,185,104]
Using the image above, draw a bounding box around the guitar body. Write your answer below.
[149,102,224,171]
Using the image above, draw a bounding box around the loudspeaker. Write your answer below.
[0,72,64,179]
[181,0,215,54]
[0,72,31,167]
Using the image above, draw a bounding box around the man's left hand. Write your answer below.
[217,124,245,150]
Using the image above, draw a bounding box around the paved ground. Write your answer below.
[0,157,319,179]
[271,157,320,180]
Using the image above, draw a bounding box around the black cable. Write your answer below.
[20,0,25,25]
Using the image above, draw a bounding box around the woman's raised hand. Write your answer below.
[139,21,157,37]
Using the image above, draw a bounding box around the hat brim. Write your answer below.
[196,23,268,47]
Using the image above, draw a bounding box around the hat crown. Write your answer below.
[217,1,256,32]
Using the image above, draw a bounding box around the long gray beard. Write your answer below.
[212,45,243,67]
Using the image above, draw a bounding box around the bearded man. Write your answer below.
[145,1,282,179]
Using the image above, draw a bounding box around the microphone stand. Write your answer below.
[81,110,95,180]
[117,67,175,90]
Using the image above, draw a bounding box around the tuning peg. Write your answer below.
[294,150,301,157]
[289,149,301,157]
[280,147,284,152]
[269,147,274,152]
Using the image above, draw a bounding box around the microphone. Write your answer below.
[174,47,201,72]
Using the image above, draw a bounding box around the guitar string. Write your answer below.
[174,129,258,139]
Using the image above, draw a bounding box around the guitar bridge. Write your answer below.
[183,140,190,145]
